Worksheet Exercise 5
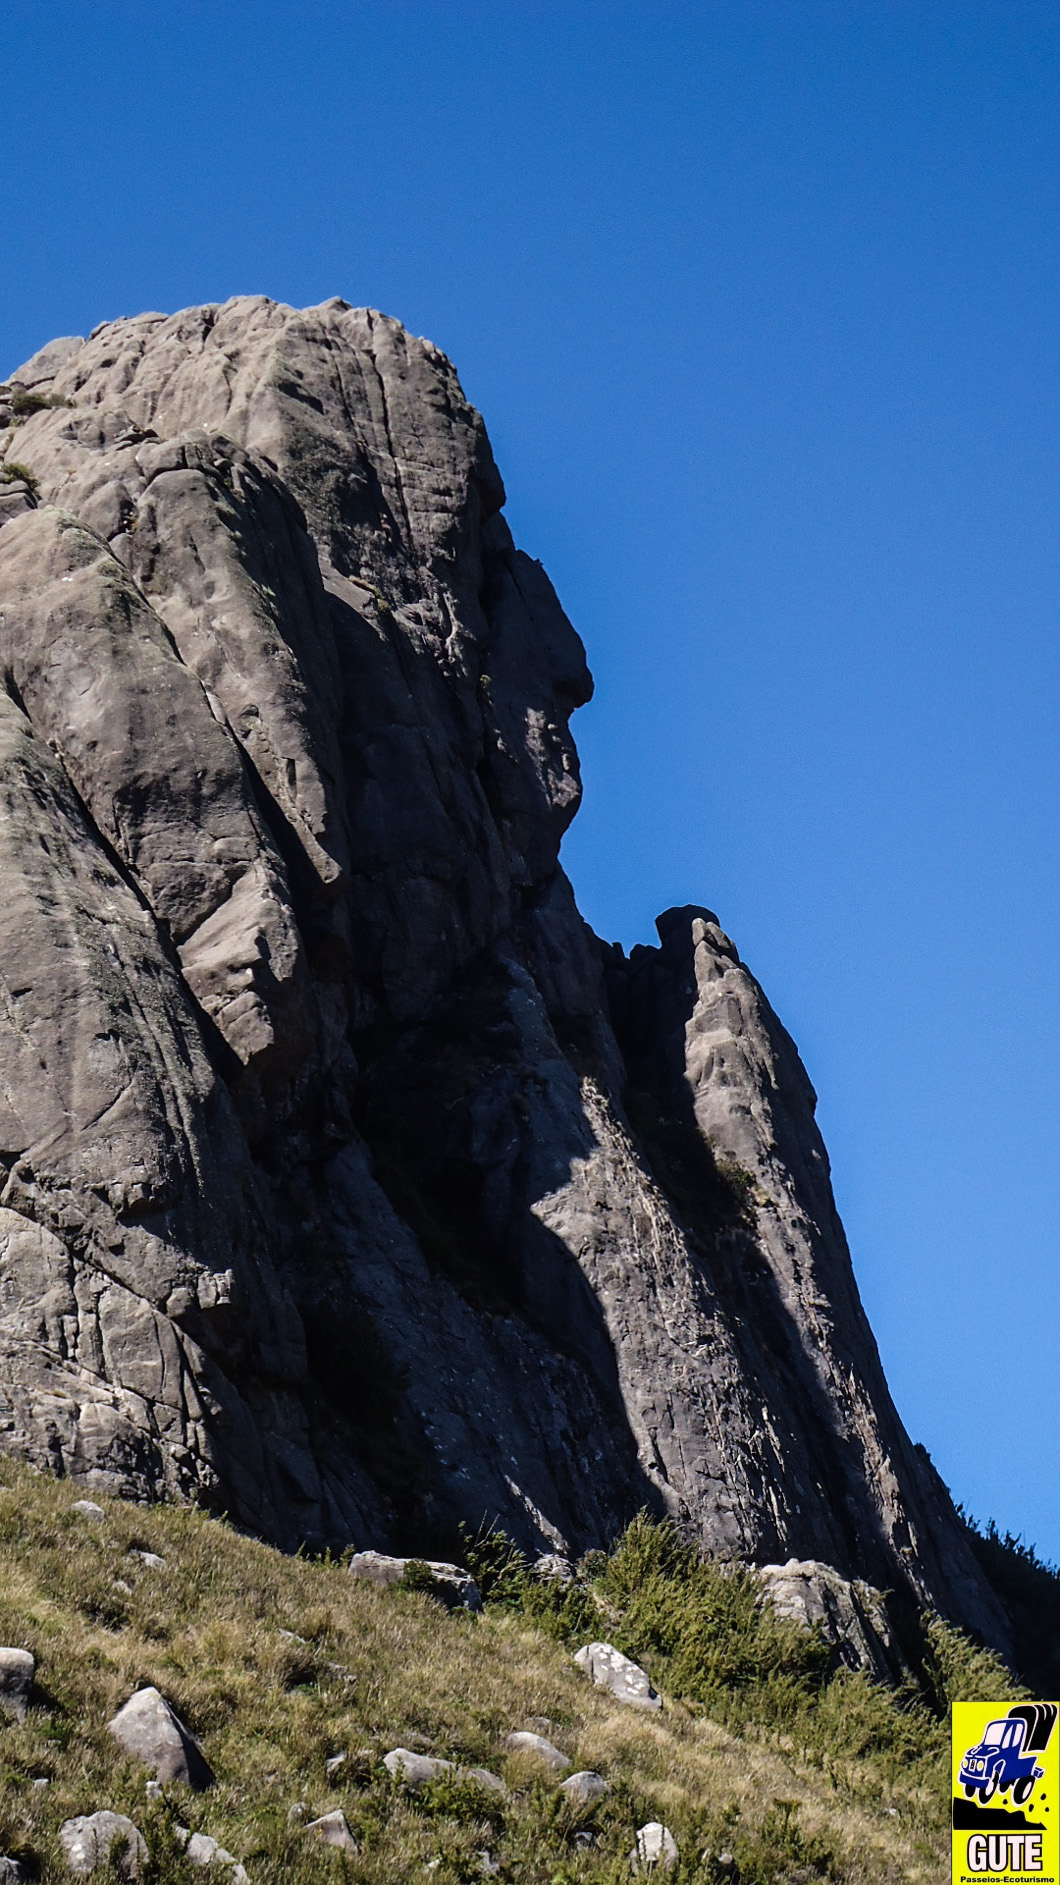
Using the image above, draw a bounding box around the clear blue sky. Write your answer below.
[5,1,1059,1561]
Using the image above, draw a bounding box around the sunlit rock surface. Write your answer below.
[0,299,1008,1654]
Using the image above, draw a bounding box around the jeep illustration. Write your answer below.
[959,1704,1058,1806]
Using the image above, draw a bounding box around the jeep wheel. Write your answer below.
[964,1784,976,1798]
[979,1775,998,1803]
[1013,1778,1034,1806]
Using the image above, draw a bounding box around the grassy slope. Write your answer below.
[0,1460,1016,1885]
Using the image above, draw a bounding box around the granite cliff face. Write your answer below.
[0,299,1007,1650]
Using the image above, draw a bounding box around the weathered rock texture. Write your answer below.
[107,1686,214,1789]
[0,298,1007,1652]
[0,1645,34,1721]
[347,1549,481,1609]
[755,1559,902,1682]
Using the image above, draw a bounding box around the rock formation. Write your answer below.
[0,297,1008,1652]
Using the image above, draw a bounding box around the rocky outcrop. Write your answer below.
[0,298,1008,1653]
[755,1559,903,1682]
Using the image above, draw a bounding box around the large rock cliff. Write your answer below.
[0,299,1007,1651]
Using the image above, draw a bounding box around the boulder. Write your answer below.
[347,1550,481,1610]
[0,1860,25,1883]
[59,1813,146,1878]
[505,1730,569,1770]
[70,1501,104,1522]
[107,1686,214,1789]
[754,1559,903,1681]
[574,1642,661,1710]
[382,1747,505,1794]
[0,484,33,529]
[306,1811,358,1852]
[130,1550,166,1570]
[0,1647,34,1721]
[631,1823,679,1870]
[532,1553,574,1585]
[178,1829,248,1881]
[461,1767,507,1796]
[383,1748,451,1789]
[560,1771,608,1805]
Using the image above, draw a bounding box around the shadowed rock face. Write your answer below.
[0,298,1008,1651]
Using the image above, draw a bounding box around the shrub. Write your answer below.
[10,389,68,416]
[597,1512,832,1707]
[960,1511,1060,1696]
[400,1558,451,1601]
[0,460,38,497]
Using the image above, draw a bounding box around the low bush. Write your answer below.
[465,1508,1019,1816]
[10,389,68,416]
[0,459,38,496]
[960,1511,1060,1696]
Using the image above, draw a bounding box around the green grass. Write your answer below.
[0,1466,1020,1883]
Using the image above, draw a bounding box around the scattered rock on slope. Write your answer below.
[632,1823,679,1871]
[0,1647,34,1721]
[59,1813,146,1879]
[755,1558,904,1681]
[574,1642,661,1710]
[305,1811,358,1852]
[383,1747,506,1793]
[505,1729,570,1770]
[560,1771,609,1804]
[107,1686,214,1789]
[383,1748,452,1789]
[178,1830,249,1880]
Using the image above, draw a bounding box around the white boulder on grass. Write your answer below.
[177,1828,249,1881]
[631,1822,679,1870]
[59,1813,146,1878]
[348,1550,481,1610]
[504,1730,570,1770]
[573,1641,661,1710]
[384,1748,451,1788]
[383,1747,506,1794]
[560,1770,608,1804]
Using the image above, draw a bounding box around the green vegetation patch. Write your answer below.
[10,390,69,417]
[960,1513,1060,1697]
[0,461,39,498]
